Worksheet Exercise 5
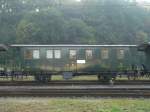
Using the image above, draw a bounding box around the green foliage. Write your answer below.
[16,8,67,44]
[66,18,96,44]
[0,0,150,44]
[16,20,40,43]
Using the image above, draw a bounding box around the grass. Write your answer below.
[0,97,149,112]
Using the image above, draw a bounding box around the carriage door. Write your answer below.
[76,49,86,72]
[69,49,77,72]
[53,49,63,72]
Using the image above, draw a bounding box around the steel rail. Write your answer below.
[0,85,149,97]
[0,80,149,86]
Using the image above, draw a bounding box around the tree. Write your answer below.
[0,0,150,44]
[16,8,67,44]
[66,18,96,44]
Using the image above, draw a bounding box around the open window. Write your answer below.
[86,50,92,59]
[69,50,77,59]
[117,49,124,59]
[101,49,109,59]
[24,50,32,59]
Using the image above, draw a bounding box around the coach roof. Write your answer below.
[0,44,8,51]
[10,44,137,47]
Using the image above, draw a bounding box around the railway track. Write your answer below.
[0,80,149,86]
[0,85,150,97]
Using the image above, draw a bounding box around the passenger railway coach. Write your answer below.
[0,44,149,82]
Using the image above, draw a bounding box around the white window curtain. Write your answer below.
[54,50,61,59]
[46,50,53,59]
[33,50,40,59]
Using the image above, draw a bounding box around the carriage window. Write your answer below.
[86,50,92,59]
[54,50,61,59]
[24,50,32,59]
[70,50,76,59]
[117,49,124,59]
[33,50,40,59]
[101,49,109,59]
[46,50,53,59]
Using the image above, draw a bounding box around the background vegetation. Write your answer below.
[0,0,150,44]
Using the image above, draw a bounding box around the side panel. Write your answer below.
[21,46,145,73]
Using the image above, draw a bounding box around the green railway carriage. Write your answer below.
[138,42,150,69]
[0,44,149,82]
[0,44,9,70]
[6,44,146,81]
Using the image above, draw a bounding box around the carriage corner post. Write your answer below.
[0,43,149,83]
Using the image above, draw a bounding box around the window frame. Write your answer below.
[117,49,124,59]
[32,49,40,59]
[85,49,93,60]
[54,49,61,59]
[69,49,77,59]
[101,48,109,59]
[46,49,53,59]
[24,49,33,60]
